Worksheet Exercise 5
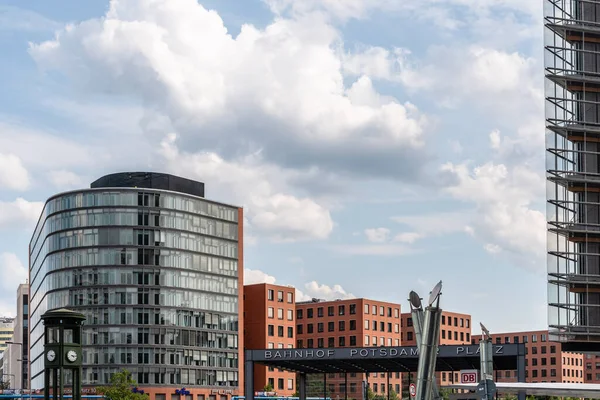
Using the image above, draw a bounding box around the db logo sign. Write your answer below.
[460,370,478,384]
[409,383,416,397]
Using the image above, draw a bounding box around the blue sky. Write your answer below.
[0,0,545,332]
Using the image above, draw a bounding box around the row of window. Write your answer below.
[296,336,402,348]
[267,289,294,303]
[268,325,294,338]
[297,304,401,319]
[267,307,294,320]
[405,315,470,328]
[481,333,548,344]
[297,320,358,334]
[81,347,238,368]
[364,320,400,333]
[267,377,295,391]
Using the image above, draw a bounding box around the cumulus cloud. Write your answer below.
[243,268,354,302]
[159,134,333,242]
[0,153,30,191]
[0,198,44,229]
[440,161,546,271]
[29,0,431,183]
[364,227,390,243]
[0,253,28,317]
[47,170,84,189]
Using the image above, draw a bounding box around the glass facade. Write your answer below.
[29,187,241,388]
[546,0,600,350]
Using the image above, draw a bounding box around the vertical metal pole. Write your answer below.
[345,373,348,400]
[386,373,390,400]
[516,352,526,400]
[299,373,307,400]
[324,373,327,400]
[411,307,440,400]
[244,356,254,400]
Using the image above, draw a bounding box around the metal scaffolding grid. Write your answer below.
[546,0,600,347]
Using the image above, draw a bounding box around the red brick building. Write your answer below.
[472,330,584,383]
[295,298,402,399]
[244,283,297,396]
[401,311,472,386]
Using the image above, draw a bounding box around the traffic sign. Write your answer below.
[476,379,497,399]
[409,383,416,398]
[460,369,478,384]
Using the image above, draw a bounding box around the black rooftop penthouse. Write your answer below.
[91,172,205,198]
[244,343,526,400]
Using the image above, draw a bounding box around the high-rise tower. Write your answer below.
[546,0,600,351]
[28,172,244,399]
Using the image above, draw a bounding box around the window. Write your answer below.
[380,306,384,316]
[288,327,293,338]
[350,304,357,315]
[541,333,547,342]
[278,326,284,337]
[318,307,324,317]
[297,324,303,334]
[318,323,324,333]
[365,304,370,314]
[466,319,470,328]
[407,318,413,327]
[550,345,556,353]
[551,357,556,365]
[542,358,547,366]
[551,369,556,377]
[328,306,335,316]
[287,309,293,321]
[460,332,464,342]
[373,384,378,393]
[372,336,377,346]
[278,308,284,319]
[350,320,357,330]
[407,332,413,341]
[350,336,357,346]
[339,321,346,331]
[318,338,324,348]
[365,335,370,345]
[514,336,519,343]
[532,370,538,378]
[394,308,399,318]
[460,318,464,327]
[380,322,385,331]
[288,379,294,390]
[466,333,470,342]
[372,305,377,314]
[339,336,346,346]
[278,378,284,390]
[268,342,274,349]
[287,292,294,303]
[542,346,547,354]
[297,309,303,319]
[373,321,378,331]
[387,307,392,317]
[307,308,314,318]
[532,347,538,355]
[442,315,446,325]
[442,330,446,340]
[387,323,392,333]
[328,322,335,332]
[297,339,303,348]
[532,334,537,343]
[278,291,284,302]
[328,337,335,347]
[268,290,274,301]
[454,317,458,326]
[307,324,314,333]
[268,325,274,336]
[339,305,346,315]
[365,320,370,330]
[394,324,399,333]
[307,339,314,348]
[268,307,274,318]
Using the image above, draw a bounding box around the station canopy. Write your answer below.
[246,344,524,374]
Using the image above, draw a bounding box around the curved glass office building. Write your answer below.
[29,173,244,399]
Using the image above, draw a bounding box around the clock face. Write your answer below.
[47,350,56,362]
[67,350,77,363]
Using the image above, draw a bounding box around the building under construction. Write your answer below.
[546,0,600,351]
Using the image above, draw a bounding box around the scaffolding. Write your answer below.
[546,0,600,349]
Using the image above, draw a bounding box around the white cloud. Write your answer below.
[392,211,471,238]
[331,244,414,256]
[159,134,333,242]
[29,0,430,182]
[47,170,84,189]
[0,153,30,191]
[440,161,546,271]
[0,198,44,229]
[0,253,28,317]
[393,232,423,244]
[243,267,354,302]
[364,227,390,243]
[489,130,501,150]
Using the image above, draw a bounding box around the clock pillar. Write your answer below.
[41,309,86,400]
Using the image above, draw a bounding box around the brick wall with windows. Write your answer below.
[244,283,297,396]
[472,330,583,384]
[296,298,402,400]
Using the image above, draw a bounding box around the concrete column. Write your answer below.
[299,373,307,400]
[244,355,254,400]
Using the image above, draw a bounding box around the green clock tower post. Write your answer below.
[42,309,86,400]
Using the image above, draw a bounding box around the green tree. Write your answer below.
[263,383,274,392]
[438,387,452,400]
[388,388,400,400]
[96,369,149,400]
